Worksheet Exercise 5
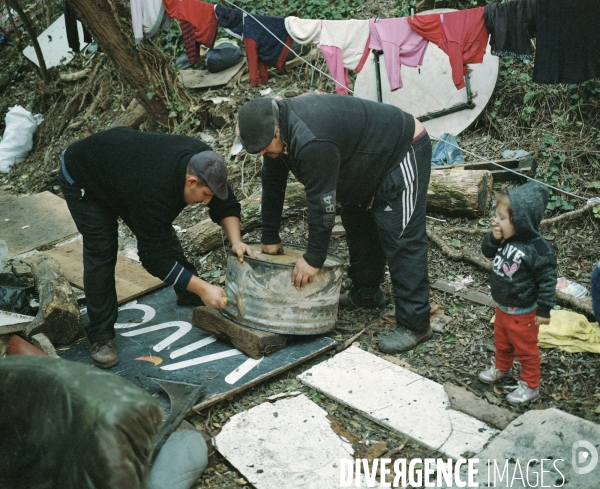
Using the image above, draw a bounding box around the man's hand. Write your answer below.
[262,243,284,255]
[231,241,260,262]
[292,257,320,289]
[535,316,550,326]
[199,283,228,308]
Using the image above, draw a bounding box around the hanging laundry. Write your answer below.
[368,18,429,91]
[318,19,370,95]
[163,0,218,50]
[284,17,322,45]
[63,0,92,53]
[430,133,464,166]
[532,0,600,84]
[215,4,243,40]
[484,0,536,60]
[131,0,170,44]
[215,6,292,87]
[408,8,488,90]
[180,20,201,64]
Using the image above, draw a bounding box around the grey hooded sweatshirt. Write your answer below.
[481,183,557,317]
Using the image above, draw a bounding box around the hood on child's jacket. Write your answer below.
[508,182,549,240]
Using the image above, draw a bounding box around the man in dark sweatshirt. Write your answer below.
[59,127,256,368]
[237,95,432,353]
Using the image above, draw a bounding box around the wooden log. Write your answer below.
[110,99,147,129]
[188,182,306,255]
[428,168,493,217]
[24,255,82,345]
[192,307,286,359]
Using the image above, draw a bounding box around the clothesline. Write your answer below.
[221,0,359,96]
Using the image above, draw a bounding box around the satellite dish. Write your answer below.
[353,9,499,138]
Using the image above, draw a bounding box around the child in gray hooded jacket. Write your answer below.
[479,182,557,405]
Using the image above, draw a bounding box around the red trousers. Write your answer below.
[494,306,540,388]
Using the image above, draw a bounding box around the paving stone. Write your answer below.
[215,394,369,488]
[297,346,498,459]
[469,408,600,488]
[444,382,519,430]
[0,310,34,334]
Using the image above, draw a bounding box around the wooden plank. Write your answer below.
[431,279,496,307]
[193,307,286,359]
[24,242,165,305]
[0,191,78,257]
[177,60,245,89]
[432,157,536,183]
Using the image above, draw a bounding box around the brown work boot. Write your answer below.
[90,339,119,369]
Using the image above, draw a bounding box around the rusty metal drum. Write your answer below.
[221,243,344,335]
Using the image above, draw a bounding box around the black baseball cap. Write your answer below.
[237,98,280,154]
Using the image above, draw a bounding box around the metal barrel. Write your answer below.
[221,243,344,335]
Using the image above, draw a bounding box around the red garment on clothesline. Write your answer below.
[408,7,488,89]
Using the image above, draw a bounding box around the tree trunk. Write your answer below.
[66,0,190,127]
[428,168,493,217]
[24,255,82,345]
[188,182,307,254]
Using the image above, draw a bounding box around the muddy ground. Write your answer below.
[1,9,600,488]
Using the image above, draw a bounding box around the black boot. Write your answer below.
[338,286,387,310]
[378,325,432,353]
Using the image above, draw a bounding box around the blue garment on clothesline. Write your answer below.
[431,133,464,166]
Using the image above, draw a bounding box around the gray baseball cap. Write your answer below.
[189,151,228,200]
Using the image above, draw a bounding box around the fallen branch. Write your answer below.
[59,67,92,82]
[427,228,492,271]
[540,202,597,226]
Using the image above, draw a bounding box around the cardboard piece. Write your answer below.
[23,14,88,68]
[0,192,78,258]
[58,287,336,412]
[27,241,165,305]
[177,60,245,89]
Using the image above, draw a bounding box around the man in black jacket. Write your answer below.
[59,127,256,368]
[237,95,433,353]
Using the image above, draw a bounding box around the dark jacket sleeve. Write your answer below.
[261,155,289,245]
[531,238,557,318]
[295,141,340,268]
[481,231,503,258]
[207,183,241,223]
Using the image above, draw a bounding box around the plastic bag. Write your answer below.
[206,41,244,73]
[0,105,44,173]
[0,272,33,315]
[0,356,163,489]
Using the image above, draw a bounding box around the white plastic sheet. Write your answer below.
[0,105,44,173]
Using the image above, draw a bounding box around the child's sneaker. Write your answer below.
[478,366,512,384]
[506,380,539,405]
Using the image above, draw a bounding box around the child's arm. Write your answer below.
[532,238,558,320]
[481,231,503,259]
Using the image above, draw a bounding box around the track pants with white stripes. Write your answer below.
[341,132,432,332]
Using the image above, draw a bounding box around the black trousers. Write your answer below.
[58,163,194,343]
[341,133,432,332]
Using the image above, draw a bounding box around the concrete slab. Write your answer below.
[444,382,519,430]
[469,408,600,488]
[215,394,367,489]
[0,310,34,334]
[297,346,499,459]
